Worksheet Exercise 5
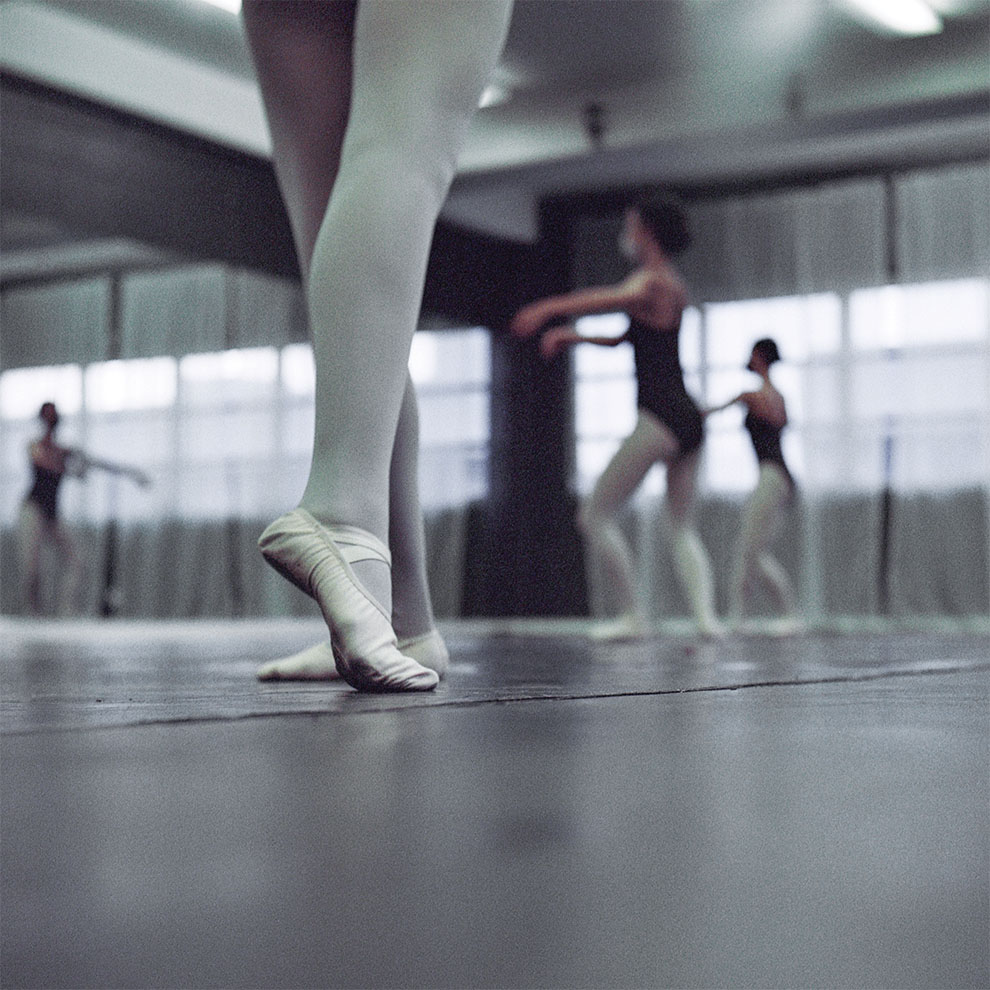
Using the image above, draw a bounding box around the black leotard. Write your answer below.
[744,410,794,489]
[25,464,63,521]
[627,318,703,454]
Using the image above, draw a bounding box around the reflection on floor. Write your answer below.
[2,617,988,989]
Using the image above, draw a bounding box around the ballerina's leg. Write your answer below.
[252,0,512,690]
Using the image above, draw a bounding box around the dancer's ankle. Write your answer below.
[398,628,449,678]
[258,510,437,692]
[296,503,393,615]
[349,558,392,620]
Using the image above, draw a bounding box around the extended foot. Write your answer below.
[257,628,450,682]
[697,618,728,640]
[765,615,806,637]
[257,641,337,681]
[397,629,450,678]
[258,509,438,692]
[589,614,652,642]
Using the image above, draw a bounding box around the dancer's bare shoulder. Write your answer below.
[626,267,687,330]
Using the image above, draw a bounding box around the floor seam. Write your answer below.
[3,661,987,737]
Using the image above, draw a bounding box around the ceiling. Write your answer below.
[1,0,989,278]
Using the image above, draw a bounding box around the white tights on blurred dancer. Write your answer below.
[729,463,798,627]
[578,410,722,639]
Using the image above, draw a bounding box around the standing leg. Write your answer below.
[245,1,450,682]
[52,522,83,617]
[19,501,45,614]
[666,449,723,638]
[757,552,799,618]
[242,0,357,275]
[730,464,797,626]
[254,0,513,690]
[578,411,669,638]
[387,377,448,671]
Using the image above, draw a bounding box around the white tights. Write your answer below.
[387,377,434,642]
[730,463,797,622]
[578,410,721,634]
[298,0,512,616]
[19,501,83,616]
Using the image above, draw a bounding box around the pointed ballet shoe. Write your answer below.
[399,629,450,679]
[256,629,450,682]
[697,617,728,641]
[258,509,438,693]
[257,641,338,681]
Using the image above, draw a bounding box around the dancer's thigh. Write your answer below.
[18,502,45,570]
[241,0,358,268]
[346,0,513,162]
[740,464,789,551]
[587,411,670,518]
[50,519,79,564]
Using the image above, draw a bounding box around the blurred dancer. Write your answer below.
[20,401,149,616]
[512,199,722,639]
[242,1,513,690]
[706,338,799,630]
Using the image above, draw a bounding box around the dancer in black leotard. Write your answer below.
[20,401,149,616]
[706,338,800,631]
[512,199,722,639]
[626,317,704,456]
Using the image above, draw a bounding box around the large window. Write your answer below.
[0,326,491,525]
[572,277,990,496]
[408,327,491,509]
[703,292,842,494]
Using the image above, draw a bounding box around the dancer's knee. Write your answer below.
[577,498,607,539]
[343,125,459,216]
[671,521,699,553]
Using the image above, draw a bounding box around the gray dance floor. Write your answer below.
[2,616,988,990]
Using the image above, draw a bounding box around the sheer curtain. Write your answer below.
[0,265,487,619]
[2,162,987,623]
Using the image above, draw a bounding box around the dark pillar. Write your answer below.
[463,206,588,617]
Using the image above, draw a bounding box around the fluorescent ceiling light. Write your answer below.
[842,0,943,35]
[478,66,520,110]
[199,0,242,14]
[479,83,510,109]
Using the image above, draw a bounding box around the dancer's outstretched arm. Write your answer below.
[511,272,657,338]
[703,393,746,417]
[539,325,629,360]
[705,389,786,427]
[75,454,151,487]
[512,259,693,338]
